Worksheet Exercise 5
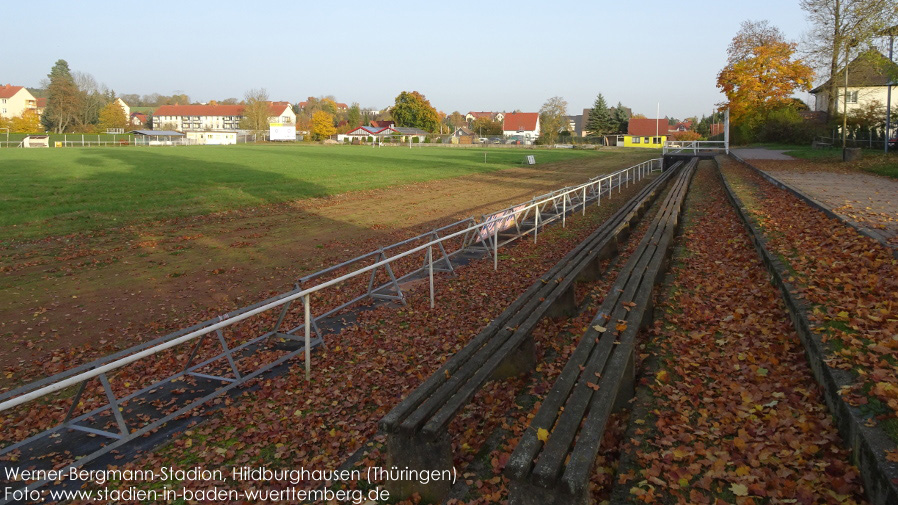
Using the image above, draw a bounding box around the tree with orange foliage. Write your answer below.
[716,20,814,127]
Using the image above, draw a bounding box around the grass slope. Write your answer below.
[0,144,608,240]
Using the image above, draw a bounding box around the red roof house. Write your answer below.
[502,112,540,138]
[627,118,670,137]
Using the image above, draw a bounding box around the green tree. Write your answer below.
[42,59,81,133]
[347,102,362,129]
[239,88,271,137]
[391,91,440,132]
[611,102,630,133]
[585,93,614,135]
[448,111,466,128]
[310,110,336,140]
[538,96,569,145]
[471,116,503,136]
[97,101,128,132]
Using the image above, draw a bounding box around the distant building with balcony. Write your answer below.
[152,102,295,131]
[0,84,38,119]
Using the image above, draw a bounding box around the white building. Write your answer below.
[502,112,540,141]
[185,131,237,145]
[153,102,295,132]
[0,84,38,119]
[810,50,898,115]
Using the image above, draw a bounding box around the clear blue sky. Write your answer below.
[2,1,812,119]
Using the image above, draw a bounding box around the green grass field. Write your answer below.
[0,144,620,240]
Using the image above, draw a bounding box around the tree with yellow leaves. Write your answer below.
[9,110,42,133]
[310,110,336,140]
[716,20,814,127]
[96,101,128,132]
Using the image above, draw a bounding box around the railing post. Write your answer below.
[582,186,586,215]
[534,208,539,244]
[493,223,498,271]
[428,246,435,308]
[562,194,566,227]
[304,294,311,381]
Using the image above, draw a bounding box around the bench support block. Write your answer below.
[492,335,536,380]
[509,479,589,505]
[575,240,617,283]
[547,286,577,318]
[385,431,454,504]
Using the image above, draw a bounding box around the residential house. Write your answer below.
[810,49,898,115]
[130,112,148,127]
[341,125,428,142]
[465,111,505,124]
[0,84,38,119]
[153,104,244,131]
[450,127,476,144]
[617,118,668,148]
[268,101,296,124]
[152,102,294,132]
[370,120,394,128]
[502,112,540,142]
[670,120,692,132]
[114,98,130,119]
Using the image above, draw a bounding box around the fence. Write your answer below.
[0,158,662,495]
[662,140,728,155]
[813,133,896,150]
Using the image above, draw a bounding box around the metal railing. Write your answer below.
[662,140,728,155]
[0,158,662,488]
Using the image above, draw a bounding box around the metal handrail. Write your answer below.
[0,158,661,414]
[662,140,728,155]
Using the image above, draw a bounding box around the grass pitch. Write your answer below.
[0,144,622,240]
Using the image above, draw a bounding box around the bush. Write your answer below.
[669,131,702,142]
[757,107,818,144]
[412,137,420,143]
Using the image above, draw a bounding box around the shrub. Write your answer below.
[412,137,420,143]
[670,131,702,142]
[757,107,818,144]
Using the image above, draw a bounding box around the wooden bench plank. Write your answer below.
[506,159,697,503]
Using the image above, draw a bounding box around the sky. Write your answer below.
[2,1,815,120]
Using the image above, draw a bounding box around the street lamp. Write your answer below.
[841,38,858,160]
[881,25,898,154]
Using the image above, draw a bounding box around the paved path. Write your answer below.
[731,148,795,160]
[756,164,898,247]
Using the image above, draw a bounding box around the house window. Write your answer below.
[644,137,650,143]
[632,136,640,144]
[652,137,661,144]
[839,90,859,104]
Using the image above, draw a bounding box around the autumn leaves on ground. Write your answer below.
[2,148,896,504]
